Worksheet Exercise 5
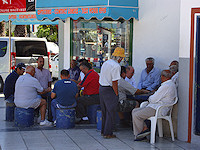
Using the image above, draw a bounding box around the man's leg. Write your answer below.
[41,92,53,122]
[76,95,99,118]
[51,99,57,122]
[132,107,156,136]
[99,86,106,135]
[39,99,47,121]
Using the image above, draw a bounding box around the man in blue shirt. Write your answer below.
[51,69,78,126]
[138,57,161,92]
[68,60,80,82]
[3,63,26,103]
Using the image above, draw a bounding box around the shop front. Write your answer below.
[35,0,138,70]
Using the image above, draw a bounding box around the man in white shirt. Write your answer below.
[125,66,136,88]
[132,70,177,141]
[169,60,179,88]
[99,47,125,138]
[14,66,52,126]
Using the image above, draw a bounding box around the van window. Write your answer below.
[0,41,7,57]
[15,41,47,57]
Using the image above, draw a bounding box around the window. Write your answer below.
[0,41,7,57]
[72,19,131,68]
[15,41,47,57]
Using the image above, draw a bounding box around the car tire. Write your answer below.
[0,76,4,92]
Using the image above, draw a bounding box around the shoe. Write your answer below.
[136,129,150,139]
[40,119,52,126]
[53,120,56,127]
[82,117,89,120]
[134,137,147,141]
[103,134,117,139]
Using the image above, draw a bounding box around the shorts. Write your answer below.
[117,99,137,112]
[30,96,41,109]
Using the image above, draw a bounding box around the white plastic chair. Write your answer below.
[140,97,178,144]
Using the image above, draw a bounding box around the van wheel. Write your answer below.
[0,76,3,92]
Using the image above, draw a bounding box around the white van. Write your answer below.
[46,42,59,81]
[0,37,49,92]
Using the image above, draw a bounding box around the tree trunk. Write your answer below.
[14,25,27,37]
[0,22,5,37]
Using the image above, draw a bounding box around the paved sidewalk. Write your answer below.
[0,93,199,150]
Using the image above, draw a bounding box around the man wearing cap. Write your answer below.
[99,47,125,138]
[3,63,26,104]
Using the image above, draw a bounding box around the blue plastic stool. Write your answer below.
[97,110,102,131]
[14,107,34,127]
[6,103,15,121]
[87,104,101,124]
[56,108,75,129]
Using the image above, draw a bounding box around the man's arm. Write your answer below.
[112,80,118,96]
[51,92,56,99]
[48,81,52,88]
[38,87,51,95]
[137,71,144,90]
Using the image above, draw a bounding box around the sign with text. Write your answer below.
[0,0,26,13]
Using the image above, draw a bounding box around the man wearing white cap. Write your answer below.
[99,47,125,138]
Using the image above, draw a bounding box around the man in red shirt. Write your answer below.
[76,62,100,119]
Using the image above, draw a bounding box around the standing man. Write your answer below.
[138,57,161,92]
[51,69,78,126]
[14,66,52,126]
[125,66,136,88]
[99,47,125,138]
[35,56,52,121]
[3,63,25,121]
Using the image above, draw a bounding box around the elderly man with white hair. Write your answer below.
[132,70,177,141]
[138,57,161,92]
[14,66,52,126]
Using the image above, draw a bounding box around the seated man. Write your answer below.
[169,60,179,88]
[14,66,52,126]
[4,63,25,104]
[138,57,161,91]
[125,66,136,88]
[76,62,100,121]
[51,69,78,126]
[118,66,149,126]
[68,60,81,82]
[132,70,177,141]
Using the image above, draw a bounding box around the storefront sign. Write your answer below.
[36,0,139,20]
[0,0,26,13]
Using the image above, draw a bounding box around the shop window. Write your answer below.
[0,41,7,57]
[72,19,131,70]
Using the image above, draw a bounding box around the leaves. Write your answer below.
[36,25,58,43]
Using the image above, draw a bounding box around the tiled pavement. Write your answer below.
[0,93,199,150]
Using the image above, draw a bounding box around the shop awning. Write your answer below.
[0,12,58,25]
[35,0,139,20]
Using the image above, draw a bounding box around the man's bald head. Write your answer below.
[26,66,35,77]
[126,66,134,79]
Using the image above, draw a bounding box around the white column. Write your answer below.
[63,17,71,69]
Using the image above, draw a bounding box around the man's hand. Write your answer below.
[141,89,151,94]
[46,87,51,93]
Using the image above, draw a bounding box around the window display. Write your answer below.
[72,18,131,70]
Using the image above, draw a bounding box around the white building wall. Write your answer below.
[178,0,200,143]
[133,0,180,86]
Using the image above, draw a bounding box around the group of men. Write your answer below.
[3,47,179,141]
